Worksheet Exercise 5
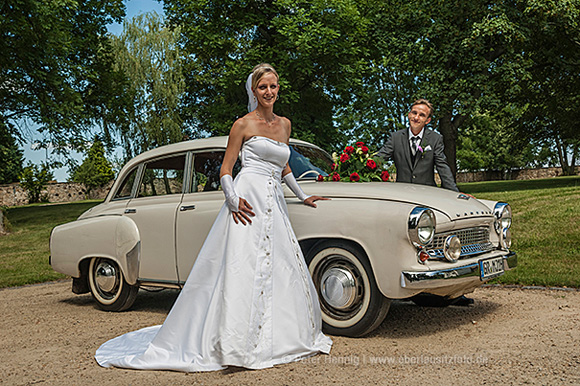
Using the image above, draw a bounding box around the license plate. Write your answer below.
[479,257,505,280]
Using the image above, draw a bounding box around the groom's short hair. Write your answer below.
[410,99,434,118]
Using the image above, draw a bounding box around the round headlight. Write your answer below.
[494,203,512,234]
[408,208,436,247]
[501,228,512,250]
[443,235,461,263]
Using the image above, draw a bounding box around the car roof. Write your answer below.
[124,136,317,169]
[107,136,322,202]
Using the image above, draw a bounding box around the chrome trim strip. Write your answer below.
[401,251,517,289]
[138,280,182,290]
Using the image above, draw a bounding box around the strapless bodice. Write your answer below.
[240,136,290,178]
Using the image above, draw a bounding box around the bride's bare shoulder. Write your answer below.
[278,116,292,138]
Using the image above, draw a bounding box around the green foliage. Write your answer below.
[161,0,580,173]
[110,12,185,158]
[0,122,24,184]
[19,163,54,204]
[0,0,126,153]
[509,1,580,175]
[71,138,115,195]
[163,0,372,151]
[457,112,535,173]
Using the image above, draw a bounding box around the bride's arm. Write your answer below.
[220,120,255,225]
[280,120,329,208]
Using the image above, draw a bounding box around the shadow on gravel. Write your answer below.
[370,298,501,338]
[60,288,180,315]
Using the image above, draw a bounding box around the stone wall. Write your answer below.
[0,181,113,207]
[395,166,580,186]
[454,166,580,183]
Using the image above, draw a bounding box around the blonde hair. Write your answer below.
[410,98,434,118]
[251,63,279,91]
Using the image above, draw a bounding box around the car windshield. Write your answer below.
[289,144,333,180]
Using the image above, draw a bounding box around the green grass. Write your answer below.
[0,201,101,288]
[459,175,580,288]
[1,176,579,289]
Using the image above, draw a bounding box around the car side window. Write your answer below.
[113,167,138,200]
[192,151,240,192]
[138,154,186,197]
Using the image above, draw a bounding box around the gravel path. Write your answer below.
[1,281,579,385]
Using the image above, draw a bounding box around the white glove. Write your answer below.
[220,174,240,212]
[283,172,311,202]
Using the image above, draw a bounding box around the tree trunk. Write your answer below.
[0,209,6,235]
[555,136,575,176]
[437,112,465,178]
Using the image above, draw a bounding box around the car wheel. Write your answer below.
[88,257,139,311]
[306,241,391,337]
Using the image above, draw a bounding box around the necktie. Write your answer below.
[411,136,419,156]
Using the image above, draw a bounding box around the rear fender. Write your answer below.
[50,216,140,285]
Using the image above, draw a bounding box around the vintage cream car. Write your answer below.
[50,136,516,337]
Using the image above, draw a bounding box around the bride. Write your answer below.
[95,63,333,372]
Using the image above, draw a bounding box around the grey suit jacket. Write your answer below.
[376,128,459,191]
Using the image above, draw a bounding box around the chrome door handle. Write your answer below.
[124,208,136,214]
[180,205,196,211]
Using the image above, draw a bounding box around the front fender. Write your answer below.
[50,215,140,285]
[287,197,422,299]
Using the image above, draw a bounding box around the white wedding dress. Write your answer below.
[95,136,332,372]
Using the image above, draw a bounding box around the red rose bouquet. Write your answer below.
[320,141,390,183]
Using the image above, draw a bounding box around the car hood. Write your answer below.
[298,181,493,221]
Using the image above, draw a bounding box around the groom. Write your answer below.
[376,99,459,192]
[377,99,474,307]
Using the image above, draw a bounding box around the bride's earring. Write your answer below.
[276,94,280,101]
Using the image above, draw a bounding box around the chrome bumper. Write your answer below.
[401,251,517,289]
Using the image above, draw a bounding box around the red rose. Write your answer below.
[381,170,390,182]
[366,159,377,170]
[317,174,324,181]
[361,145,369,154]
[350,172,360,182]
[340,153,350,163]
[331,163,336,171]
[356,141,364,148]
[332,172,341,181]
[345,146,355,154]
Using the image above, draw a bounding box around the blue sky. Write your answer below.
[23,0,165,181]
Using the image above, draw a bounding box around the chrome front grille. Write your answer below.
[426,227,493,259]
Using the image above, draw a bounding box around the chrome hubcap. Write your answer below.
[95,261,118,293]
[321,267,357,309]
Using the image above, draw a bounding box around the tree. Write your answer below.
[71,138,115,197]
[0,121,24,184]
[110,12,185,157]
[512,0,580,175]
[457,111,535,174]
[19,162,54,204]
[163,0,373,150]
[160,0,580,174]
[373,0,580,176]
[0,0,126,153]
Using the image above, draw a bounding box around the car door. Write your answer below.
[175,149,235,283]
[124,153,187,283]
